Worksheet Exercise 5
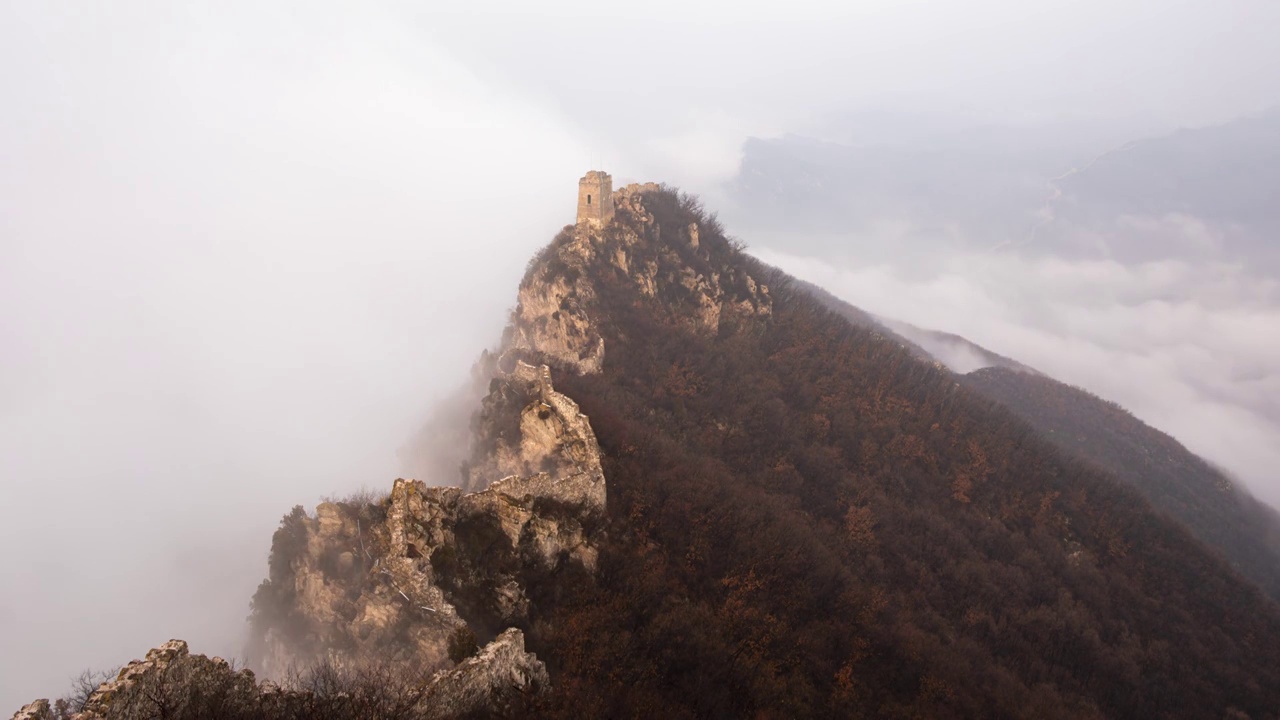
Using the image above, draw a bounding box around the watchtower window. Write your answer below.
[587,194,592,205]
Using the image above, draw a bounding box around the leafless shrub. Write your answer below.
[51,666,119,719]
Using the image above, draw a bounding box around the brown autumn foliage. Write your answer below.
[507,188,1280,719]
[963,365,1280,600]
[806,281,1280,603]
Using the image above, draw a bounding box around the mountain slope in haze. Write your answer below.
[727,110,1280,275]
[881,321,1035,375]
[726,117,1134,245]
[1049,106,1280,244]
[806,283,1280,602]
[803,281,1280,599]
[796,279,1034,375]
[724,115,1149,261]
[965,366,1280,599]
[1048,108,1280,270]
[1056,109,1280,222]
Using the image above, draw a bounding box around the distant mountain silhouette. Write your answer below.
[725,116,1139,257]
[1044,109,1280,270]
[727,110,1280,272]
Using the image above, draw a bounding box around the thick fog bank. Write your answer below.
[0,3,587,709]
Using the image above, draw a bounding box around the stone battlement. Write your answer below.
[576,170,614,229]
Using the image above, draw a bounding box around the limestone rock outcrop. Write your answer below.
[12,633,546,720]
[464,360,603,493]
[507,232,607,375]
[506,183,772,377]
[11,640,260,720]
[249,360,605,682]
[81,641,207,715]
[415,628,549,720]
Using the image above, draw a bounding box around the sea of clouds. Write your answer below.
[754,216,1280,508]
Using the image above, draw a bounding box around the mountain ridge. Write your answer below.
[15,179,1280,720]
[505,182,1280,717]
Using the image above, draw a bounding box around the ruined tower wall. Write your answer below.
[576,171,614,229]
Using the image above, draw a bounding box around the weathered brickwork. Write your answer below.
[576,170,614,228]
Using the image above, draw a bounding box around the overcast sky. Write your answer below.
[2,0,1278,710]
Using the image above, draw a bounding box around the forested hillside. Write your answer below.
[965,366,1280,600]
[804,281,1280,603]
[518,188,1280,718]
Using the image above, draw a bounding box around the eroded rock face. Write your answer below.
[81,641,205,716]
[249,361,605,682]
[252,496,467,679]
[612,189,772,334]
[507,184,772,377]
[464,360,604,493]
[12,633,546,720]
[416,628,549,720]
[11,640,261,720]
[508,236,607,375]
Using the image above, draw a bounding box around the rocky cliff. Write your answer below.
[248,360,606,680]
[239,182,775,700]
[240,187,751,704]
[12,180,776,719]
[505,183,773,377]
[15,348,601,719]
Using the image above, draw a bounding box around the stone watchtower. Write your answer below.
[576,170,614,229]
